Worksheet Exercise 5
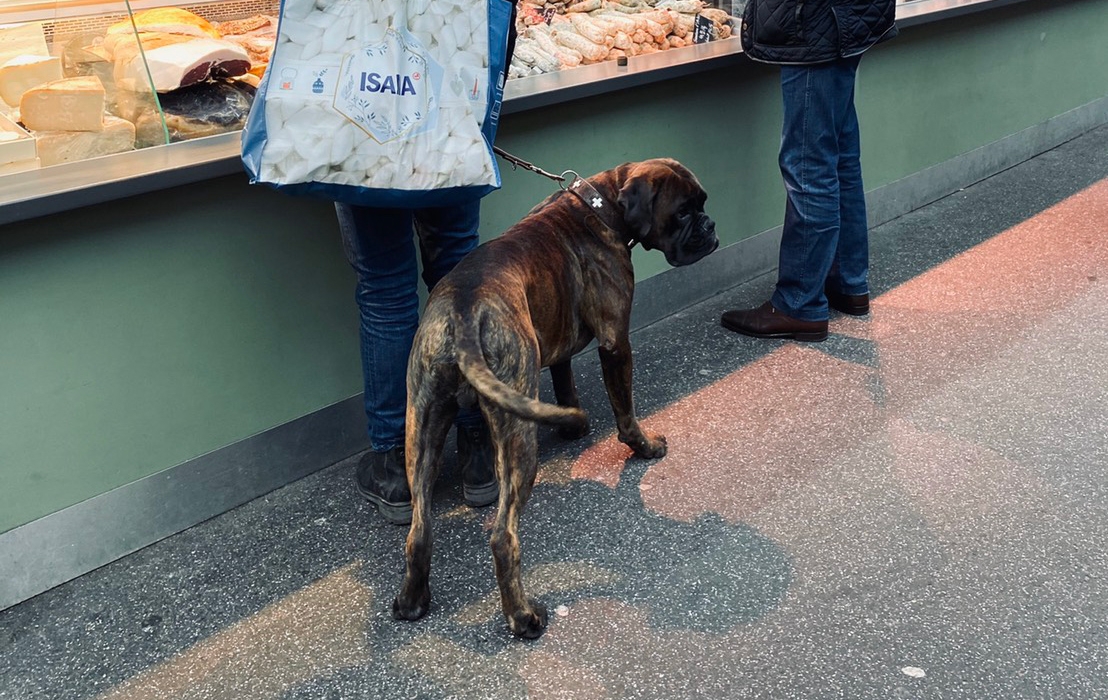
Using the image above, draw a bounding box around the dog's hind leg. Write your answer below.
[550,360,589,440]
[392,390,456,622]
[484,406,548,639]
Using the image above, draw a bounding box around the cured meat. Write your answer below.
[112,36,251,92]
[101,8,251,92]
[216,15,277,76]
[216,15,273,36]
[134,79,254,147]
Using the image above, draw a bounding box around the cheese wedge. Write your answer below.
[33,114,135,166]
[0,22,50,66]
[19,75,106,132]
[0,54,63,107]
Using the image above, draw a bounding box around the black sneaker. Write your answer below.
[457,423,499,507]
[354,446,412,525]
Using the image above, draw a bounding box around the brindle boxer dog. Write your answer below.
[392,158,718,638]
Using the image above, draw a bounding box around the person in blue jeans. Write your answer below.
[337,201,497,525]
[721,0,897,341]
[340,3,516,526]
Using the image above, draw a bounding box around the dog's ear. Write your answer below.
[617,173,656,242]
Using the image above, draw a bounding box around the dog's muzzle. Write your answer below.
[665,212,719,266]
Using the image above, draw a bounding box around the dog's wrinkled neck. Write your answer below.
[566,176,639,249]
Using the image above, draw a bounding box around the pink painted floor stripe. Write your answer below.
[567,177,1108,523]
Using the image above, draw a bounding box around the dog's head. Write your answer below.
[615,158,719,266]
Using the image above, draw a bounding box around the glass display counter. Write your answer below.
[0,0,271,158]
[0,0,1031,224]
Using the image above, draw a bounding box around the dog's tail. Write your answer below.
[455,323,589,431]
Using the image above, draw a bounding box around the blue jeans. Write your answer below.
[771,54,869,322]
[336,200,483,452]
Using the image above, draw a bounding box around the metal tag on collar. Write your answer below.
[569,175,606,212]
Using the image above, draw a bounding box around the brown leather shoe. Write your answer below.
[825,285,870,316]
[720,301,828,342]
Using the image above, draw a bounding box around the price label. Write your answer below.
[693,14,714,43]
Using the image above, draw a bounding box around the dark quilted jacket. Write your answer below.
[740,0,898,65]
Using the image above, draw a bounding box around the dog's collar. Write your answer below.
[566,175,638,249]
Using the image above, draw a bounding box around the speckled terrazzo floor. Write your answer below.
[3,123,1108,700]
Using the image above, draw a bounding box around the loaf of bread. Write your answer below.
[105,8,221,39]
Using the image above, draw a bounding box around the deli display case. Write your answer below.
[0,0,751,222]
[0,0,1032,223]
[0,2,273,158]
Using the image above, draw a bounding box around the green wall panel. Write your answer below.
[0,178,362,532]
[486,62,785,282]
[860,0,1108,188]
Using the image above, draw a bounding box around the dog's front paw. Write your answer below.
[392,587,431,621]
[633,433,667,459]
[508,598,548,639]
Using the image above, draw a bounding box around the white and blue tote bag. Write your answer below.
[242,0,513,207]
